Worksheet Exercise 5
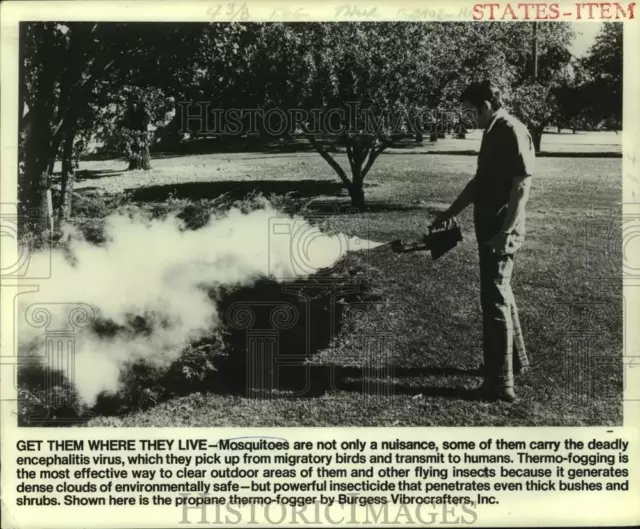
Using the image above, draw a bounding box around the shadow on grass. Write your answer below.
[534,151,622,158]
[384,150,621,158]
[49,169,124,183]
[305,201,429,214]
[128,180,346,203]
[207,275,481,401]
[147,138,340,158]
[75,169,125,181]
[214,276,363,397]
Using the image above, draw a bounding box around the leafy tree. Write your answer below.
[553,73,599,134]
[486,25,572,82]
[292,22,415,209]
[19,20,583,220]
[20,22,115,238]
[508,83,558,152]
[239,22,529,209]
[19,22,220,231]
[581,22,623,128]
[95,86,173,170]
[502,22,574,151]
[292,22,574,202]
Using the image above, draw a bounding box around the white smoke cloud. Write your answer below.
[17,203,383,406]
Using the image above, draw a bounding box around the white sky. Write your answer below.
[569,22,603,57]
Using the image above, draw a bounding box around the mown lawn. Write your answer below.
[21,151,623,427]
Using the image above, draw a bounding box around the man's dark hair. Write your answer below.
[459,80,503,110]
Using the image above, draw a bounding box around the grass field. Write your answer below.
[19,147,623,427]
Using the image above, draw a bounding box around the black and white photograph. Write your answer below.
[12,17,625,429]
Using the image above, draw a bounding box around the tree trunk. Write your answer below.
[59,130,76,222]
[348,183,365,210]
[22,163,54,247]
[20,29,57,228]
[123,99,152,169]
[302,127,388,213]
[532,126,544,154]
[21,112,57,243]
[411,115,423,143]
[346,141,368,211]
[20,23,93,242]
[128,132,151,170]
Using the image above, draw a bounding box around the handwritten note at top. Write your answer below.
[203,3,475,22]
[334,5,379,19]
[269,8,309,20]
[206,3,250,21]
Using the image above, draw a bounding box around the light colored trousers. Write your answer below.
[478,246,529,388]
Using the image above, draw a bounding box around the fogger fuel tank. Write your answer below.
[390,219,463,260]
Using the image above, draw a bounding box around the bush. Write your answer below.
[18,333,227,424]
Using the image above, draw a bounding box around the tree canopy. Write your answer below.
[19,21,621,231]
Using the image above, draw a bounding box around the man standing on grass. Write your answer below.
[432,80,535,403]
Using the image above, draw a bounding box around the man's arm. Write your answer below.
[488,175,531,254]
[434,176,476,225]
[489,124,535,254]
[500,175,532,233]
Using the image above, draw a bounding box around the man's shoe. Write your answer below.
[494,387,517,403]
[471,382,517,403]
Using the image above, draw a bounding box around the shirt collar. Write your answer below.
[485,108,506,134]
